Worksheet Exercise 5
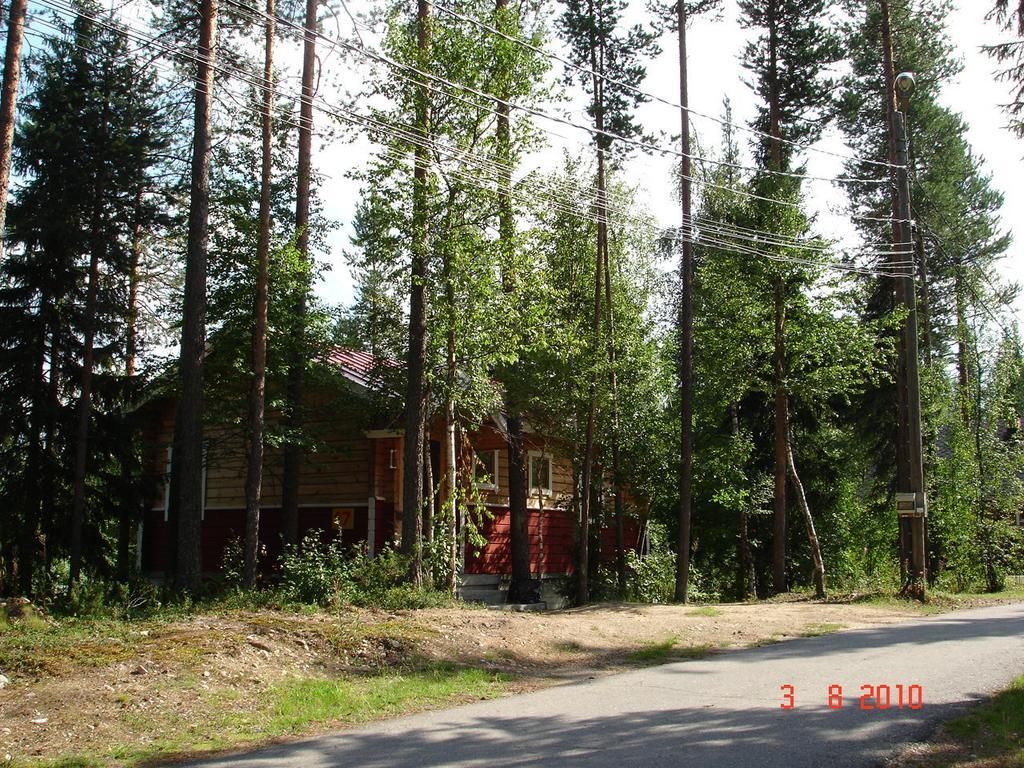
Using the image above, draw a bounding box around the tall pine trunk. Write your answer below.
[602,233,624,594]
[495,0,532,605]
[169,0,218,594]
[675,0,694,604]
[766,0,789,595]
[282,0,317,550]
[0,0,27,257]
[117,185,145,582]
[401,0,431,586]
[243,0,275,589]
[578,0,607,606]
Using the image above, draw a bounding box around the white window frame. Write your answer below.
[527,451,553,496]
[162,445,172,521]
[474,448,499,491]
[162,443,208,521]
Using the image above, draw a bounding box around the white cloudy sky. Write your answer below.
[313,0,1023,319]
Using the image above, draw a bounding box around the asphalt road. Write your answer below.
[188,601,1024,768]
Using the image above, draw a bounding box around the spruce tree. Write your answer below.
[738,0,839,595]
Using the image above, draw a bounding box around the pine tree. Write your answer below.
[557,0,658,604]
[167,0,219,594]
[986,0,1024,139]
[0,0,27,257]
[738,0,839,595]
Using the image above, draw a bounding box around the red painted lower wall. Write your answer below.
[141,502,637,578]
[141,502,395,575]
[463,506,641,576]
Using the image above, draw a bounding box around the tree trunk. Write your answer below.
[169,0,218,594]
[424,430,434,551]
[281,0,317,550]
[914,228,933,367]
[443,316,456,589]
[18,321,48,596]
[69,63,112,586]
[117,186,145,582]
[0,0,27,257]
[772,278,788,594]
[954,263,970,425]
[732,404,755,600]
[401,0,431,587]
[243,0,275,589]
[767,0,788,595]
[787,441,825,599]
[495,0,532,605]
[675,0,694,604]
[603,235,624,595]
[579,3,606,606]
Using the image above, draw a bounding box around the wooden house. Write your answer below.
[138,349,641,599]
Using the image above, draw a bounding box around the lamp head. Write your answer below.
[895,71,916,101]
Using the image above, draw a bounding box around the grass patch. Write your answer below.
[893,675,1024,768]
[26,665,513,768]
[801,623,844,637]
[627,637,712,664]
[268,665,508,731]
[687,606,722,617]
[0,618,140,677]
[943,675,1024,764]
[829,588,1024,616]
[552,640,584,653]
[628,636,679,662]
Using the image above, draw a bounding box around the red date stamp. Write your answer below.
[780,684,923,710]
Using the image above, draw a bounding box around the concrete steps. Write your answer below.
[458,573,505,606]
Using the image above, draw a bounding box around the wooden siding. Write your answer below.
[144,401,374,513]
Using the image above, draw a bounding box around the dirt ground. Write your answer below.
[0,597,958,765]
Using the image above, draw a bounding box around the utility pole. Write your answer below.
[890,72,927,597]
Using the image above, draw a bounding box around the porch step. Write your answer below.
[459,585,506,606]
[459,573,502,588]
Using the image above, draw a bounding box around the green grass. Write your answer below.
[628,636,679,662]
[942,674,1024,765]
[832,587,1024,616]
[17,665,512,768]
[687,606,722,617]
[800,623,844,637]
[626,637,713,664]
[551,640,584,652]
[0,617,142,677]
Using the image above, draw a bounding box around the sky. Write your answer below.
[313,0,1023,320]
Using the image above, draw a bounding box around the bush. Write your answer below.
[626,547,677,604]
[279,533,355,606]
[279,534,454,609]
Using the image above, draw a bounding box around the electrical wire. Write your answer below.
[27,0,909,280]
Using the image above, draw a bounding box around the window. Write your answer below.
[162,442,208,520]
[474,449,499,490]
[528,452,552,496]
[162,446,172,521]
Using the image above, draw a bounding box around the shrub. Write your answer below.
[279,533,354,606]
[278,535,454,609]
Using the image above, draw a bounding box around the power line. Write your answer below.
[28,0,907,280]
[431,0,904,174]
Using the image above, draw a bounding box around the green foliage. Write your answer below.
[625,547,677,604]
[279,534,453,609]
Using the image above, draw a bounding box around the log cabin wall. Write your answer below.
[138,390,640,578]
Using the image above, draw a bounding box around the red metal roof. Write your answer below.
[326,347,394,391]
